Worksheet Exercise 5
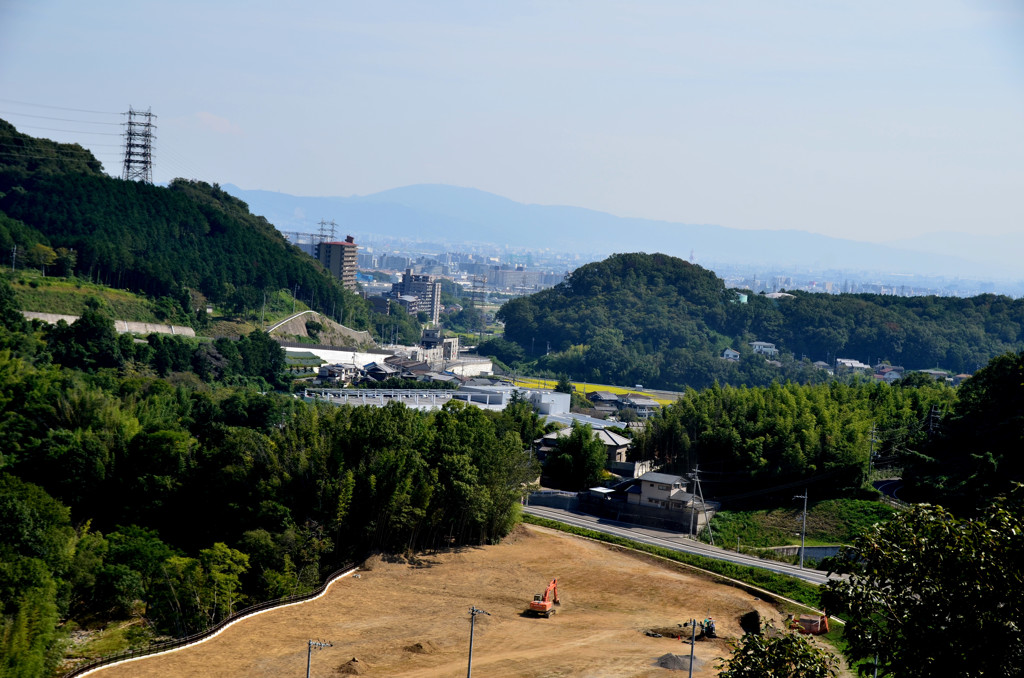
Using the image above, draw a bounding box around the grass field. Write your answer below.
[8,271,162,321]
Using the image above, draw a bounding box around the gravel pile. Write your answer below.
[656,653,705,671]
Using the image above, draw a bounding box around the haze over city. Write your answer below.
[2,0,1022,246]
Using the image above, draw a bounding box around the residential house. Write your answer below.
[587,391,621,416]
[363,361,400,382]
[316,363,358,385]
[749,341,779,358]
[835,358,872,373]
[874,366,904,384]
[620,394,661,420]
[594,429,631,463]
[722,348,740,361]
[533,426,632,465]
[629,472,693,511]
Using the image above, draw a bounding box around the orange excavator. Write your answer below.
[528,579,561,618]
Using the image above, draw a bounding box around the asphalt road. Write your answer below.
[873,478,905,502]
[523,504,839,586]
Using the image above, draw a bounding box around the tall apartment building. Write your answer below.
[316,235,358,290]
[390,269,441,324]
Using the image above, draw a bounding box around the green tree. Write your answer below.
[717,622,839,677]
[545,422,607,489]
[0,474,75,677]
[46,298,122,370]
[820,490,1024,677]
[477,337,525,365]
[25,243,56,275]
[54,247,77,277]
[905,351,1024,512]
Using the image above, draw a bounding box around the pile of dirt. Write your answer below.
[656,653,705,671]
[404,641,438,655]
[336,657,365,674]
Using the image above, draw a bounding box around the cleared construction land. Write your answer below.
[93,524,828,677]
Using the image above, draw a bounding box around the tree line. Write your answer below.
[0,278,544,676]
[631,378,955,500]
[494,252,1024,390]
[0,119,424,346]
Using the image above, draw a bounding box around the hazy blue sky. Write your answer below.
[1,1,1022,241]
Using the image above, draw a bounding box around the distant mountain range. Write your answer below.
[223,183,1021,283]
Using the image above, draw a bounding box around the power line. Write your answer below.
[0,142,122,152]
[8,124,122,136]
[0,110,121,125]
[0,98,120,115]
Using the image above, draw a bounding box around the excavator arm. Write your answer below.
[528,578,561,617]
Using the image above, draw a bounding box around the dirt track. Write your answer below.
[94,525,794,677]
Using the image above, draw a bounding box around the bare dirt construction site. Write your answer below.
[93,525,828,677]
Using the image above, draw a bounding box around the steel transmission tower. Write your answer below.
[122,107,156,182]
[316,218,337,244]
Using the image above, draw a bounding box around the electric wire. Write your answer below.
[8,124,122,136]
[0,98,121,115]
[0,110,121,125]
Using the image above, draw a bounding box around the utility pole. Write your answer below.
[868,425,877,475]
[683,618,697,678]
[10,244,16,271]
[692,465,714,546]
[466,606,490,678]
[794,489,808,569]
[306,639,333,678]
[928,405,941,436]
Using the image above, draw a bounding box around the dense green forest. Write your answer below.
[0,277,543,676]
[632,378,955,499]
[901,349,1024,514]
[0,119,424,345]
[497,252,1024,390]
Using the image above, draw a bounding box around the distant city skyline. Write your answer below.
[1,1,1022,244]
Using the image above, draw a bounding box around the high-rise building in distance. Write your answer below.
[316,235,358,290]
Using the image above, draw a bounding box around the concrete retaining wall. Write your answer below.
[22,312,195,337]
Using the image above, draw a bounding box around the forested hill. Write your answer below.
[497,252,1024,390]
[0,119,369,330]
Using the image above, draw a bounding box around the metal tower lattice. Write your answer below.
[316,219,337,244]
[122,107,156,182]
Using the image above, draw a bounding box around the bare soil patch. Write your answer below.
[92,524,805,677]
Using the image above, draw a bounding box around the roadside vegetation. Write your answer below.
[702,499,897,550]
